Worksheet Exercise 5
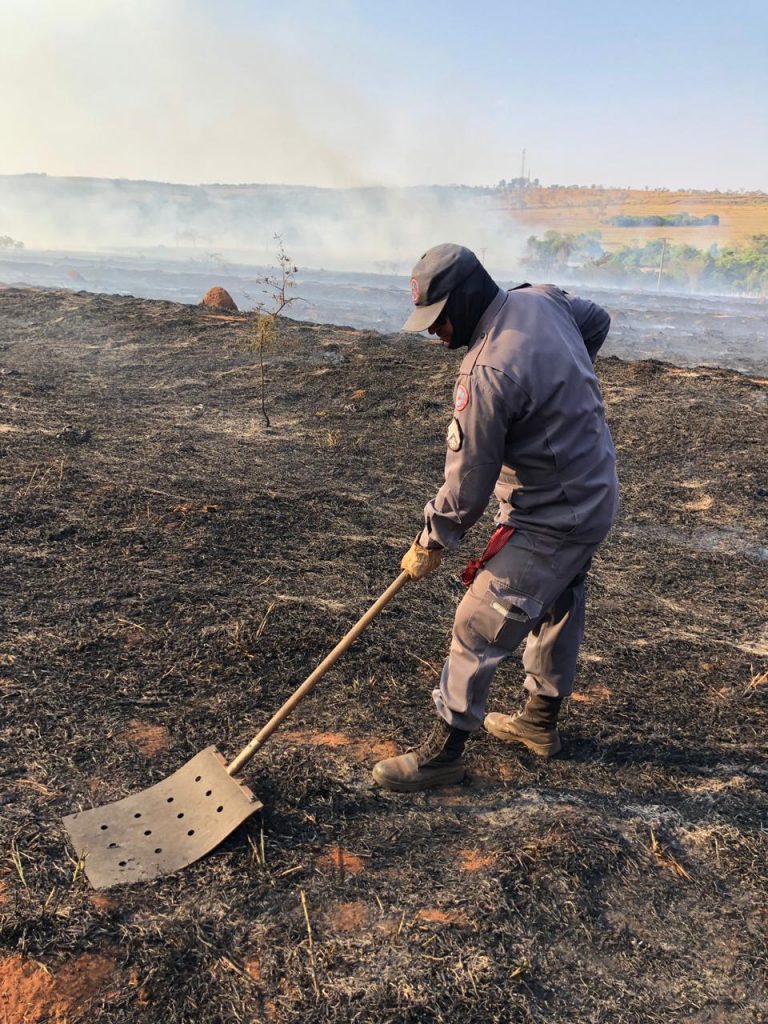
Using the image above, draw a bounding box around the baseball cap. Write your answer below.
[402,243,481,332]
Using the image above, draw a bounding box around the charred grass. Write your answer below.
[0,287,766,1022]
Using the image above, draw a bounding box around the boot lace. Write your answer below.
[410,720,452,765]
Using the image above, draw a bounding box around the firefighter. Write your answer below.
[373,243,618,791]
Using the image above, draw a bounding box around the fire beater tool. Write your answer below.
[63,571,409,888]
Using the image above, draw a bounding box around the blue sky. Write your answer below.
[1,0,766,190]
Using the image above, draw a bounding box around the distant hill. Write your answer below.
[0,174,500,270]
[1,174,766,271]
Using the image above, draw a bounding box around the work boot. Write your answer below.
[372,718,469,792]
[484,694,563,757]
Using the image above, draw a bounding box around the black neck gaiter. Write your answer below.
[442,263,501,349]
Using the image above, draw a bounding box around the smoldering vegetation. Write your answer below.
[0,287,766,1023]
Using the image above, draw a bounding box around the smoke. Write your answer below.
[0,1,510,190]
[0,175,528,275]
[0,1,534,270]
[3,2,766,194]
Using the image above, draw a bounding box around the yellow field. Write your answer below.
[497,187,768,251]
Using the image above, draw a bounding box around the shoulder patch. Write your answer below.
[447,417,463,452]
[454,383,469,412]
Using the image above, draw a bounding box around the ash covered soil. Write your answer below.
[0,287,766,1024]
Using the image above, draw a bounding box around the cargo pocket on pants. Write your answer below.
[467,578,544,650]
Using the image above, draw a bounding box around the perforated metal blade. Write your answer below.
[63,746,262,888]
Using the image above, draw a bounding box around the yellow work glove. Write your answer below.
[401,541,442,581]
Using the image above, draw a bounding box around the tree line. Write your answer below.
[607,213,719,227]
[524,231,768,294]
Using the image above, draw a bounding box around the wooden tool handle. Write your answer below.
[227,571,410,776]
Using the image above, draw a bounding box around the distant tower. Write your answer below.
[521,148,526,182]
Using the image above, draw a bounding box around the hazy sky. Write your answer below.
[2,0,766,191]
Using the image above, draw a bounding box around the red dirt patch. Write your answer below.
[0,952,117,1024]
[281,729,397,763]
[128,966,151,1006]
[316,845,365,875]
[118,719,169,757]
[244,956,262,983]
[324,901,370,932]
[0,880,9,906]
[200,286,238,311]
[88,893,116,913]
[353,737,398,761]
[457,848,498,872]
[284,730,348,748]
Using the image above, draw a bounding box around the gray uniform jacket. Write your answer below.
[418,285,619,551]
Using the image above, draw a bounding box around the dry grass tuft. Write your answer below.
[649,828,692,881]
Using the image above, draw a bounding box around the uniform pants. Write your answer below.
[432,531,599,732]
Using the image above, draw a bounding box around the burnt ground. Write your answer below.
[0,286,766,1024]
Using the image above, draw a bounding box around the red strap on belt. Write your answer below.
[461,525,515,588]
